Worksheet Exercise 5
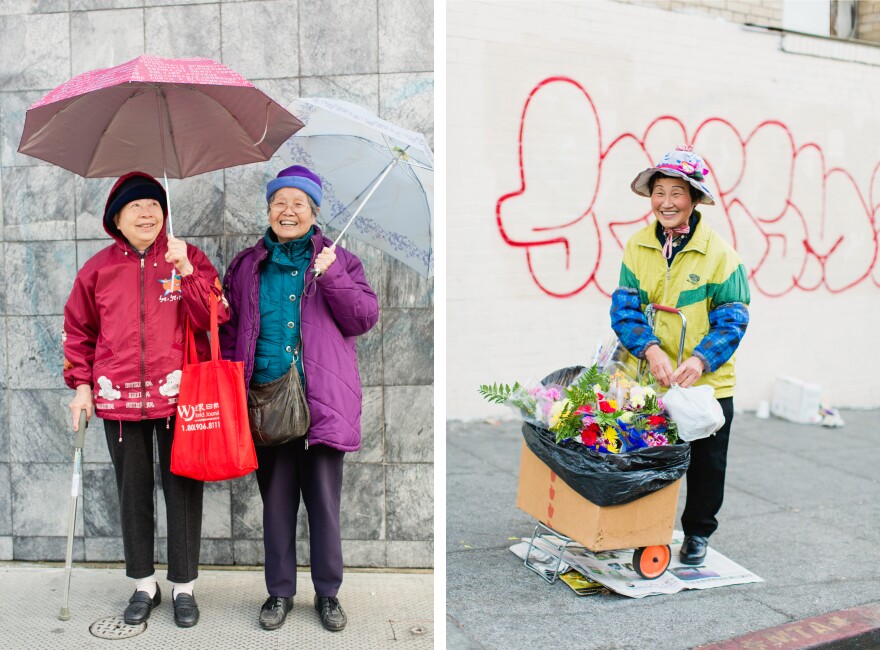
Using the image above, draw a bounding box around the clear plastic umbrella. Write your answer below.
[280,98,434,277]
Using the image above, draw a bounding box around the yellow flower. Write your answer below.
[604,427,620,452]
[607,399,618,410]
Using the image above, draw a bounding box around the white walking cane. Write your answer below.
[59,409,87,621]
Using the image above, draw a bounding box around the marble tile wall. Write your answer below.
[0,0,433,567]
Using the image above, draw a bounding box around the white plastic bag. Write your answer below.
[663,384,725,442]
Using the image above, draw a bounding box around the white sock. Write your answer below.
[171,580,195,600]
[135,574,157,598]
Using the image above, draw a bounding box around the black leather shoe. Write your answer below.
[315,595,347,632]
[260,596,293,631]
[680,535,709,565]
[124,585,161,625]
[172,592,200,628]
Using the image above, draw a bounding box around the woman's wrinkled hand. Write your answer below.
[69,384,93,431]
[314,245,337,275]
[165,236,194,277]
[644,344,674,387]
[672,356,704,388]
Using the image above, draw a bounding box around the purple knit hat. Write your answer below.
[266,165,323,206]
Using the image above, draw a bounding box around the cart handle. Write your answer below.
[643,304,687,368]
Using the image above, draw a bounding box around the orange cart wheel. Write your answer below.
[633,545,671,580]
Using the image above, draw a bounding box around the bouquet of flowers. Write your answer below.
[479,364,679,453]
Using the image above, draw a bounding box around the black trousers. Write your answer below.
[255,439,345,598]
[104,417,203,582]
[680,396,734,538]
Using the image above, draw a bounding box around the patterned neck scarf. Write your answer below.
[661,222,691,259]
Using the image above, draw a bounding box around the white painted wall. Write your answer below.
[447,0,880,420]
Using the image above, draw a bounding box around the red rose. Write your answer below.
[648,415,666,426]
[575,404,594,415]
[599,401,615,414]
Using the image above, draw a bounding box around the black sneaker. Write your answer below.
[260,596,293,631]
[314,595,347,632]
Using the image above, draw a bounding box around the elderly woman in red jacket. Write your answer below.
[64,172,227,628]
[220,165,379,633]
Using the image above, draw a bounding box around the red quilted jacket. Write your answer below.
[63,215,228,421]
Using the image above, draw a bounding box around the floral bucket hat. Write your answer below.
[630,144,715,205]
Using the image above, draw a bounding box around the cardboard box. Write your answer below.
[770,376,821,424]
[515,442,680,551]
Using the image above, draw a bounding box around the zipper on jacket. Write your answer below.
[300,239,316,450]
[139,253,147,419]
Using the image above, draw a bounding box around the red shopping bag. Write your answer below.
[171,296,257,481]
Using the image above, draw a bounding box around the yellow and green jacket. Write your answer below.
[610,213,750,398]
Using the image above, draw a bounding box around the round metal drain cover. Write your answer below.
[90,615,146,639]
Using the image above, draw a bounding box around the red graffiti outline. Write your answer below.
[496,77,880,298]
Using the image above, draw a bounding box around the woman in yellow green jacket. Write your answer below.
[610,145,750,565]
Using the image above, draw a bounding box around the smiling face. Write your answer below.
[650,176,697,229]
[268,187,316,243]
[114,198,164,251]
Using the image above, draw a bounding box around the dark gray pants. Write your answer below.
[680,397,735,538]
[255,439,345,598]
[104,417,203,582]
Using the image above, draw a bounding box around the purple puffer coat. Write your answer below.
[219,227,379,452]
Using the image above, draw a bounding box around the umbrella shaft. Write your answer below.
[332,155,400,246]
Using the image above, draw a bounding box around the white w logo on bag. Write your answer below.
[177,404,197,422]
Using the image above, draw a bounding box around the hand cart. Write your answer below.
[522,304,687,582]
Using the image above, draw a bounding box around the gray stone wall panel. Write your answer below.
[145,4,221,59]
[221,1,298,80]
[12,462,84,537]
[84,535,124,561]
[385,463,431,541]
[2,166,75,241]
[379,0,433,73]
[15,535,82,562]
[83,464,121,537]
[70,9,144,76]
[9,388,72,463]
[341,539,386,567]
[0,14,69,91]
[385,385,433,463]
[387,540,432,568]
[299,0,379,76]
[5,241,76,315]
[7,316,64,389]
[75,177,115,240]
[0,462,10,535]
[339,461,384,540]
[1,91,42,168]
[382,308,432,385]
[383,257,433,309]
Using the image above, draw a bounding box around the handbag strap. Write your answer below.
[183,295,220,366]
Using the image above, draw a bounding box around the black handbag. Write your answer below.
[247,361,311,446]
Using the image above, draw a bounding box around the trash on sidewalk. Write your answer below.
[770,376,821,424]
[510,531,763,599]
[768,376,845,427]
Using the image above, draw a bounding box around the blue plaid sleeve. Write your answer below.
[610,287,660,359]
[693,302,749,372]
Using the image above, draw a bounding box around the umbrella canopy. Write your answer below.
[281,97,434,277]
[18,54,303,179]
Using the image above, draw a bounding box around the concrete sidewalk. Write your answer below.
[0,564,432,648]
[447,410,880,649]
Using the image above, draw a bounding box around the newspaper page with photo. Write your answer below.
[511,530,762,599]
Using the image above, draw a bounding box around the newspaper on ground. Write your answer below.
[510,530,762,598]
[558,570,608,596]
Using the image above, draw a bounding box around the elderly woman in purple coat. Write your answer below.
[220,165,379,632]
